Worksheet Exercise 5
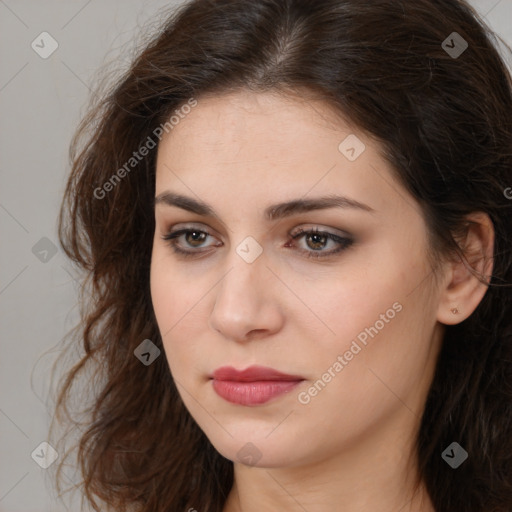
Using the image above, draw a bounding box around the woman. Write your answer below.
[53,0,512,511]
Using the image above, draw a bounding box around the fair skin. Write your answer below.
[150,89,493,512]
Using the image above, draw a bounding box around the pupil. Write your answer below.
[187,231,205,246]
[308,233,326,250]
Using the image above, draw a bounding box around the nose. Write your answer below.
[208,251,284,343]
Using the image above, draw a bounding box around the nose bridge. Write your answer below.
[220,232,268,297]
[216,245,268,315]
[209,241,282,340]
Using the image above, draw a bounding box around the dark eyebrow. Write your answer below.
[154,191,375,221]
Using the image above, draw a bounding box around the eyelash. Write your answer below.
[161,226,353,260]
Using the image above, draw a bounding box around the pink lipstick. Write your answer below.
[210,365,304,406]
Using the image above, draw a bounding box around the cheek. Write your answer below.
[150,249,173,329]
[295,299,425,440]
[302,247,433,382]
[302,283,404,384]
[150,250,210,374]
[300,256,400,344]
[150,280,214,430]
[150,244,195,328]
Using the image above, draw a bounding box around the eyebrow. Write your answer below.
[154,191,375,221]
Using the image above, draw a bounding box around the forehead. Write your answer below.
[156,90,367,182]
[157,89,351,155]
[153,90,410,224]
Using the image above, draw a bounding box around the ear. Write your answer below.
[436,212,494,325]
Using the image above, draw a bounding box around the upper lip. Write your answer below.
[211,365,304,382]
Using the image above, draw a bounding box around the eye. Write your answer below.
[285,227,353,259]
[161,225,353,259]
[161,227,219,257]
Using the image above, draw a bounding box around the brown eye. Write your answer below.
[162,228,220,257]
[184,231,208,247]
[288,227,353,259]
[162,226,353,260]
[304,232,328,250]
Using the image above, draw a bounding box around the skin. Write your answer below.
[150,89,494,512]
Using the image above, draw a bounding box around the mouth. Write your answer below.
[209,365,305,406]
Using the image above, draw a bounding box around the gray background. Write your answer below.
[1,1,511,511]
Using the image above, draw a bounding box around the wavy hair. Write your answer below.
[53,0,512,511]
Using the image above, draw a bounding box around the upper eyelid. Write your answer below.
[163,222,350,238]
[163,226,352,248]
[163,228,352,263]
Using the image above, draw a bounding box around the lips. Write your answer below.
[210,365,305,406]
[211,365,304,382]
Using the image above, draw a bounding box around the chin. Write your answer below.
[205,430,305,469]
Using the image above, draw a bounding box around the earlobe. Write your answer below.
[436,212,494,326]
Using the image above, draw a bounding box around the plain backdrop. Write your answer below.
[1,1,511,511]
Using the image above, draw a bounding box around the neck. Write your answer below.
[222,409,435,512]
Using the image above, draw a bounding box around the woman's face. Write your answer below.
[150,90,445,469]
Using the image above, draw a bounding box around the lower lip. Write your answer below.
[211,379,303,406]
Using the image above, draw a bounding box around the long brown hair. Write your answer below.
[53,0,512,510]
